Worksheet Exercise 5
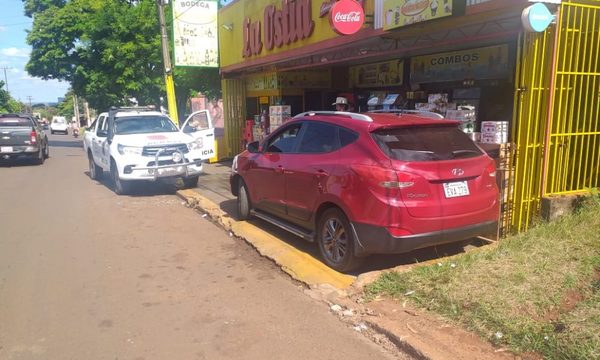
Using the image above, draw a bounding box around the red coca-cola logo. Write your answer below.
[329,0,364,35]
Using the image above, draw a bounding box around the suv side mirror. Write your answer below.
[247,141,260,153]
[97,130,108,138]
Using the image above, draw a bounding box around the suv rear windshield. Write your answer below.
[372,125,483,161]
[0,117,32,127]
[115,116,178,135]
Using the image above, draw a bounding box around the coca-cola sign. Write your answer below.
[329,0,364,35]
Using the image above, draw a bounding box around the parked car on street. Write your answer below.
[230,111,499,272]
[84,106,215,195]
[50,116,69,135]
[0,113,49,164]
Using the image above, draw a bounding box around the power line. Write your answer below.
[0,21,33,27]
[0,67,11,92]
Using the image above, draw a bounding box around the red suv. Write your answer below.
[230,111,499,272]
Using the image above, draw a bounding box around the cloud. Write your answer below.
[1,47,30,58]
[0,26,6,32]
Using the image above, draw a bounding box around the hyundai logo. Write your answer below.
[452,168,465,177]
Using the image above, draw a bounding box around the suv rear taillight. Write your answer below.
[30,131,38,144]
[351,164,415,199]
[485,161,497,177]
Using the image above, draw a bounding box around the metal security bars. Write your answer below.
[222,79,247,158]
[544,0,600,196]
[509,0,600,233]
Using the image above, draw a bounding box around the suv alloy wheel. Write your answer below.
[89,153,102,180]
[111,160,130,195]
[317,208,362,272]
[237,181,252,220]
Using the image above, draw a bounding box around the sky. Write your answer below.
[0,1,70,104]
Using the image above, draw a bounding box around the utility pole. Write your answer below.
[26,96,33,113]
[84,101,91,126]
[157,0,179,126]
[0,67,10,92]
[73,95,81,127]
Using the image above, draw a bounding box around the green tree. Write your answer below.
[24,0,222,116]
[25,0,163,110]
[0,81,22,113]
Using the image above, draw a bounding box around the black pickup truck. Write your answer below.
[0,113,49,164]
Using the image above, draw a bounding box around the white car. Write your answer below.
[83,107,215,195]
[50,117,69,135]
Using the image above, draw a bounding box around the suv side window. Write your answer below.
[298,122,338,154]
[96,116,108,137]
[339,128,359,147]
[266,123,303,153]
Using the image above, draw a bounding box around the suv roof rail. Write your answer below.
[109,105,156,113]
[294,111,373,122]
[368,109,445,119]
[0,113,29,117]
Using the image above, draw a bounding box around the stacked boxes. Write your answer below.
[414,93,458,116]
[446,106,477,133]
[480,121,509,144]
[269,105,291,133]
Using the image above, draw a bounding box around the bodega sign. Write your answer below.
[330,0,364,35]
[243,0,315,58]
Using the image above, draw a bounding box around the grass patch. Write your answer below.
[365,196,600,360]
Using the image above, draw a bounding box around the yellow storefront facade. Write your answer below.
[218,0,600,235]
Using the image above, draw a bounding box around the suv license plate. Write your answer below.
[443,181,470,198]
[157,167,184,177]
[1,146,13,153]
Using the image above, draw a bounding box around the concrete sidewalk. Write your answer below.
[196,160,235,205]
[184,160,356,289]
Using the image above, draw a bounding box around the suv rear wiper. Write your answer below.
[450,150,480,158]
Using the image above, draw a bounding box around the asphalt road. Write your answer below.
[0,133,403,360]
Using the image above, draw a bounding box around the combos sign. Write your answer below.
[383,0,465,30]
[243,0,315,58]
[410,44,510,84]
[329,0,365,35]
[349,59,403,88]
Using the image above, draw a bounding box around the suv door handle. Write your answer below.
[275,166,284,174]
[315,170,329,178]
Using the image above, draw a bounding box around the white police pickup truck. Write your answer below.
[83,106,215,195]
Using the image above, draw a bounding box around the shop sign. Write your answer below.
[329,0,365,35]
[383,0,463,31]
[245,69,331,91]
[410,44,510,84]
[320,0,365,18]
[173,0,218,67]
[521,3,554,32]
[243,0,315,58]
[349,60,404,88]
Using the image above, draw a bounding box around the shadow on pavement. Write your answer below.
[49,139,84,149]
[0,159,40,167]
[86,171,179,197]
[216,197,488,276]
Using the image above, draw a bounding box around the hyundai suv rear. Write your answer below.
[230,111,499,272]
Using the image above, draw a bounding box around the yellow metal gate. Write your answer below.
[222,79,247,158]
[510,0,600,233]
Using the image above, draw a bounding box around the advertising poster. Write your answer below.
[349,60,404,88]
[410,44,510,84]
[173,1,219,67]
[383,0,458,30]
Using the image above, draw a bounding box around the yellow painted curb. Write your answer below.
[178,189,355,289]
